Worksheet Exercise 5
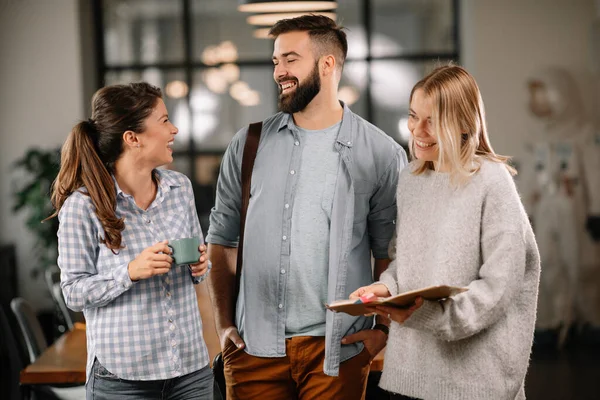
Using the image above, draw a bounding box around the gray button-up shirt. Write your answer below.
[207,103,407,376]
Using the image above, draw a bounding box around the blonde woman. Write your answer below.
[351,65,540,400]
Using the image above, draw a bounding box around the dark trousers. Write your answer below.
[86,358,213,399]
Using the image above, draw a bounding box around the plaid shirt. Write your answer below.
[57,169,209,381]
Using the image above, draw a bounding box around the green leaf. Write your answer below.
[11,147,61,276]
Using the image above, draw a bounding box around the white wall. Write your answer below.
[461,0,597,161]
[0,0,84,310]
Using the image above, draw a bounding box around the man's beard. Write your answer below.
[278,63,321,114]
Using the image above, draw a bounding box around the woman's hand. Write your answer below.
[366,297,424,324]
[189,243,209,277]
[349,283,391,300]
[128,241,173,281]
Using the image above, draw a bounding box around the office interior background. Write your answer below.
[0,0,599,398]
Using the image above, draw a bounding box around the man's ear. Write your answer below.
[321,54,337,77]
[122,130,140,149]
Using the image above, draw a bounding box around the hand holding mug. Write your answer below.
[189,243,209,277]
[128,240,173,281]
[168,237,209,278]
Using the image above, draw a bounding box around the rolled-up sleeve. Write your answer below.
[206,128,246,247]
[368,148,407,259]
[58,193,134,311]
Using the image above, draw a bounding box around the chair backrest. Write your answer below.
[10,297,48,363]
[51,283,74,331]
[46,266,84,332]
[44,265,60,295]
[0,305,25,400]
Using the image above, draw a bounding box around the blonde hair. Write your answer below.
[409,64,515,183]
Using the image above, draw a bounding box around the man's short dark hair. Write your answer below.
[269,14,348,71]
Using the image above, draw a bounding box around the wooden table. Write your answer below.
[17,320,383,383]
[20,322,87,385]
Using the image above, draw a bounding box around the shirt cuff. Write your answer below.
[112,262,135,290]
[402,299,441,330]
[190,260,212,284]
[205,232,239,248]
[376,273,399,297]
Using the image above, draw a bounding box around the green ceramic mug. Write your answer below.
[168,237,201,266]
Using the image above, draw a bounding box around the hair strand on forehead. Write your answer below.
[409,64,515,185]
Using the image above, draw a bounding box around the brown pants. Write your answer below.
[223,336,371,400]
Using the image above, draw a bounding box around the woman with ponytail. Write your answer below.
[51,82,213,399]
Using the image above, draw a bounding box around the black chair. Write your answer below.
[10,298,48,363]
[0,305,26,400]
[0,305,64,400]
[45,266,84,333]
[10,298,85,400]
[51,283,74,331]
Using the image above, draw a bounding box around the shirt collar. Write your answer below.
[113,168,181,204]
[276,101,355,148]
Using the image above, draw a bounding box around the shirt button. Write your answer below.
[165,277,170,284]
[281,269,286,274]
[171,341,177,347]
[290,170,295,175]
[278,304,283,309]
[347,141,352,145]
[168,318,173,323]
[282,235,287,240]
[166,292,171,297]
[284,203,289,209]
[294,141,299,146]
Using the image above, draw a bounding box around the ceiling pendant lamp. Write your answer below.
[247,11,337,26]
[238,1,338,13]
[239,1,338,40]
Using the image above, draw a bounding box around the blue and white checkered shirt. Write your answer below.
[57,169,210,382]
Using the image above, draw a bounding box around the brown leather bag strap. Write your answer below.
[233,121,263,317]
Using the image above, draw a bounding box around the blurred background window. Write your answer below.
[94,0,460,228]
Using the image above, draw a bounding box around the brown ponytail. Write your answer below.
[48,82,162,250]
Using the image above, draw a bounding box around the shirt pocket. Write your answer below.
[164,206,191,240]
[353,179,374,225]
[321,173,338,219]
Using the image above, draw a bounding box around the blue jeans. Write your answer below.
[86,358,213,399]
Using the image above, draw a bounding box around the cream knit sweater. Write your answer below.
[379,160,540,400]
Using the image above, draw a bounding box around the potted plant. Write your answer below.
[11,147,61,278]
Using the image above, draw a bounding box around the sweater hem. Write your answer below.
[379,366,521,400]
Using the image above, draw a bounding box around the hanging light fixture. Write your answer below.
[239,1,338,40]
[253,28,273,39]
[247,11,336,26]
[238,1,337,13]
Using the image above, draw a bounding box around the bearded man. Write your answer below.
[206,15,407,400]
